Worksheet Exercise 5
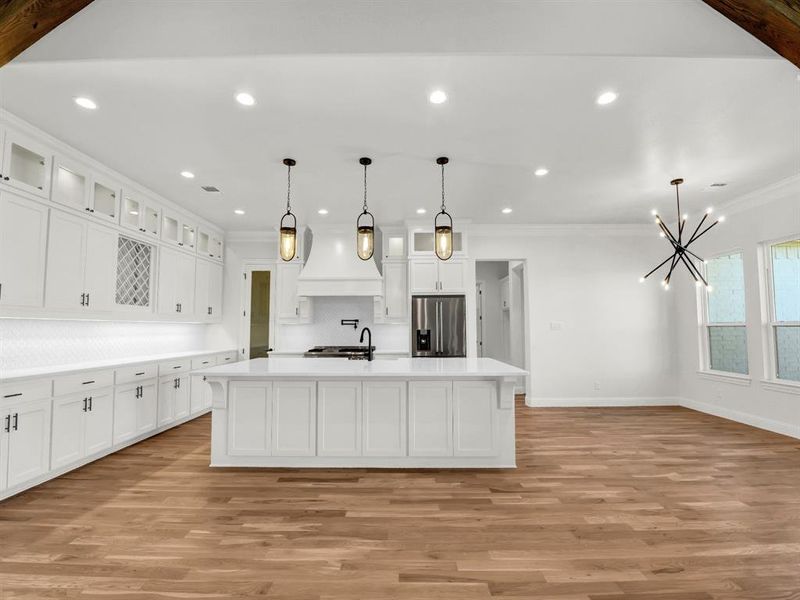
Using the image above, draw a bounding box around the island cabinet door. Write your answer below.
[272,382,316,456]
[228,382,272,457]
[362,381,407,457]
[453,381,497,457]
[408,381,453,457]
[317,381,362,456]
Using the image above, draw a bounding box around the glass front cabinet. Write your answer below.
[121,189,160,238]
[1,129,53,199]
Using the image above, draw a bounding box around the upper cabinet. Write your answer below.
[52,156,120,224]
[276,262,312,324]
[380,226,407,260]
[90,174,121,223]
[410,229,466,258]
[1,129,52,199]
[120,189,160,238]
[0,191,48,308]
[410,259,466,294]
[161,210,196,252]
[197,226,224,262]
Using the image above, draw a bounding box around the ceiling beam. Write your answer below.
[702,0,800,68]
[0,0,94,67]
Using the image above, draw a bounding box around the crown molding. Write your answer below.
[226,230,278,243]
[469,223,654,237]
[717,174,800,216]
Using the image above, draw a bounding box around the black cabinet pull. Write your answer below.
[83,398,88,412]
[3,415,9,432]
[88,397,93,411]
[135,372,145,376]
[82,380,95,385]
[3,392,22,398]
[86,293,90,306]
[172,365,181,369]
[177,378,181,389]
[12,413,18,431]
[81,292,86,306]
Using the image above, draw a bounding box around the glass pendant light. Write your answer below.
[356,157,375,260]
[279,158,297,262]
[434,156,454,261]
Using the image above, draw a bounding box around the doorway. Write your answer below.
[240,262,276,359]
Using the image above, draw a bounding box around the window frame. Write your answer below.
[760,235,800,387]
[696,247,749,378]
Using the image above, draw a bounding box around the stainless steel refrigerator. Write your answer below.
[411,295,467,357]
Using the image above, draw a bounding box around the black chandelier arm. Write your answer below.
[685,213,709,246]
[657,219,681,249]
[687,219,720,246]
[642,254,677,280]
[679,253,708,286]
[665,253,681,284]
[681,245,705,264]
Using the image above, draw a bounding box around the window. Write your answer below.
[702,251,748,375]
[767,239,800,382]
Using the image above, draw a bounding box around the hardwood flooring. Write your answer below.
[1,399,799,599]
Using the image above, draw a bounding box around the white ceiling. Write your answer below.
[1,0,798,232]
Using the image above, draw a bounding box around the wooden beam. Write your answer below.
[702,0,800,68]
[0,0,94,67]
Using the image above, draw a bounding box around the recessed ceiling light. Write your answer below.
[596,91,618,106]
[318,208,329,215]
[501,207,513,214]
[534,167,549,177]
[236,92,256,106]
[180,171,195,179]
[709,182,727,187]
[74,97,97,110]
[234,209,245,215]
[429,90,447,104]
[416,208,427,215]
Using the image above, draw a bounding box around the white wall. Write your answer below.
[469,226,678,404]
[674,177,800,438]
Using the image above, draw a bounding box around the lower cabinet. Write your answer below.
[272,382,316,456]
[317,381,362,456]
[227,382,272,456]
[1,398,51,490]
[190,375,213,414]
[113,380,157,444]
[51,389,113,469]
[408,381,453,456]
[158,374,190,428]
[362,381,407,457]
[453,381,497,456]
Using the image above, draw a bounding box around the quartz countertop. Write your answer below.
[199,357,527,379]
[1,349,238,383]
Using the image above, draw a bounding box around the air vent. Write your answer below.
[709,182,727,187]
[201,185,220,192]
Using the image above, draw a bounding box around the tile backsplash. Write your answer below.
[0,319,209,373]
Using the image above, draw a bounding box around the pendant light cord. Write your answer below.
[440,162,446,212]
[286,163,292,215]
[362,163,368,214]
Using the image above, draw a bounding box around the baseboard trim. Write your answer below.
[526,396,680,408]
[678,397,800,440]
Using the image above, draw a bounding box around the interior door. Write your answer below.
[84,389,114,456]
[0,191,48,308]
[83,224,118,312]
[45,210,86,310]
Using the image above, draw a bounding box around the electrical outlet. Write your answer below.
[593,381,601,392]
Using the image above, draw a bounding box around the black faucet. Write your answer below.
[359,327,373,361]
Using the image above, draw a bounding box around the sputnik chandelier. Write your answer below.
[640,178,724,290]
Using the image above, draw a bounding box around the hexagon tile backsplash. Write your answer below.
[0,319,208,372]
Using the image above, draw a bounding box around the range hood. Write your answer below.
[296,225,382,296]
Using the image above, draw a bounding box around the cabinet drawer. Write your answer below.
[217,351,238,364]
[158,358,191,376]
[115,363,158,385]
[0,378,52,403]
[191,356,217,370]
[53,369,114,396]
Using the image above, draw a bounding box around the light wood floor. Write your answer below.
[1,399,799,599]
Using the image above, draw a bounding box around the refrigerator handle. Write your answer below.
[437,301,443,354]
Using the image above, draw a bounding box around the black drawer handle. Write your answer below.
[135,372,145,376]
[173,365,181,369]
[82,380,95,385]
[3,392,22,398]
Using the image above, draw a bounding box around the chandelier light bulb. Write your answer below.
[659,232,666,238]
[682,213,688,220]
[718,216,726,222]
[651,209,658,216]
[707,286,714,293]
[638,277,645,283]
[664,284,670,291]
[706,207,714,214]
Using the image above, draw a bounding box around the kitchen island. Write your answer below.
[201,357,526,468]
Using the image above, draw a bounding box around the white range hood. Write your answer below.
[296,225,382,296]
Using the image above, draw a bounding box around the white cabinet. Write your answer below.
[113,381,157,444]
[410,259,466,293]
[195,259,223,321]
[500,275,510,310]
[272,382,316,456]
[51,389,113,469]
[120,189,160,238]
[89,173,121,224]
[362,381,407,457]
[0,191,48,308]
[45,210,118,312]
[408,381,452,457]
[379,226,407,260]
[198,227,224,261]
[158,246,195,316]
[453,381,496,457]
[276,262,312,323]
[382,261,408,321]
[1,129,52,199]
[1,398,51,489]
[190,374,213,413]
[158,374,189,427]
[228,382,272,456]
[51,155,91,212]
[317,381,361,457]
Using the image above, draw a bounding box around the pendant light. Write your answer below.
[356,157,375,260]
[279,158,297,262]
[434,156,454,261]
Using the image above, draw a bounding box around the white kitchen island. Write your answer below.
[202,357,526,468]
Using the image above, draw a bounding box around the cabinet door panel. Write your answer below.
[158,378,176,427]
[0,433,7,491]
[176,252,196,314]
[6,399,51,488]
[194,259,210,320]
[136,383,158,434]
[3,131,51,198]
[84,390,114,456]
[113,385,139,444]
[438,261,465,292]
[272,382,316,456]
[453,381,496,456]
[277,263,300,320]
[157,247,178,314]
[228,382,272,456]
[410,260,438,293]
[0,191,48,308]
[45,210,86,310]
[408,381,452,457]
[209,262,223,319]
[51,394,85,469]
[173,375,190,420]
[83,224,118,312]
[362,381,407,457]
[318,381,361,457]
[383,262,408,320]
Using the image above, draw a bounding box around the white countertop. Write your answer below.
[1,349,238,383]
[200,357,527,379]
